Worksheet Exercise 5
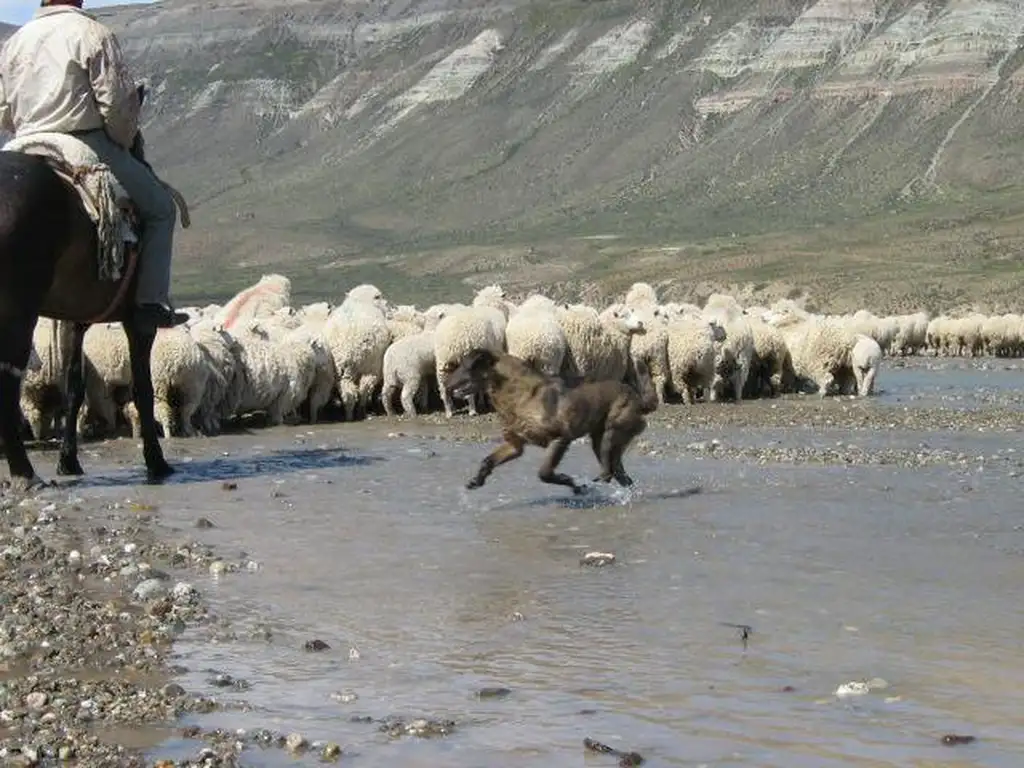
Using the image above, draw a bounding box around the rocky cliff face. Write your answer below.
[4,1,1024,308]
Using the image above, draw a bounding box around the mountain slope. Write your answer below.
[14,1,1024,310]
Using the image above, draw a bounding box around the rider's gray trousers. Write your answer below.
[75,129,176,307]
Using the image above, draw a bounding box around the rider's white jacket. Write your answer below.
[0,5,140,149]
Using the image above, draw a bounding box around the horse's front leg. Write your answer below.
[0,313,46,491]
[56,323,88,476]
[124,321,174,482]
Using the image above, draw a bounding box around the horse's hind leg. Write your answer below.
[56,323,88,476]
[124,320,174,482]
[0,315,45,489]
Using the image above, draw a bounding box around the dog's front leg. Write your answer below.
[466,433,524,489]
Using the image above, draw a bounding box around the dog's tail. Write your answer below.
[626,357,659,414]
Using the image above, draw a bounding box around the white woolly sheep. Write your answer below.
[744,314,796,398]
[504,294,567,377]
[768,312,856,396]
[702,302,756,403]
[433,288,511,417]
[665,316,727,404]
[323,284,393,421]
[849,334,882,396]
[80,323,135,436]
[20,318,76,440]
[386,305,425,341]
[381,330,438,416]
[216,273,292,331]
[143,326,211,438]
[189,320,245,435]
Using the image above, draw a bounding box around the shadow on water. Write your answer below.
[58,447,384,489]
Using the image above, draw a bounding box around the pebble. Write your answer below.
[285,732,308,752]
[475,686,512,699]
[941,734,976,746]
[133,578,167,601]
[580,551,616,567]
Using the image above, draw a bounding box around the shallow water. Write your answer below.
[50,404,1024,767]
[877,357,1024,411]
[18,358,1020,766]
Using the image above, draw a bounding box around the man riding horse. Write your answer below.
[0,0,187,330]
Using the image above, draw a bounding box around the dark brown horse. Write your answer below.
[0,85,175,491]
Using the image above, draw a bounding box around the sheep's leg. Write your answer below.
[178,397,200,438]
[437,363,456,418]
[538,436,584,494]
[466,433,524,489]
[20,400,44,442]
[85,384,120,437]
[860,367,877,397]
[266,392,288,427]
[381,383,397,417]
[154,399,175,439]
[122,401,143,438]
[653,374,668,405]
[732,368,745,404]
[400,376,421,416]
[358,374,379,418]
[308,387,330,424]
[338,377,359,421]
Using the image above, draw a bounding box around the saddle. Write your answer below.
[1,131,189,282]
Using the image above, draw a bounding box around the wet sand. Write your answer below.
[3,358,1023,766]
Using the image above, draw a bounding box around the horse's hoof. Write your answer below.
[146,461,175,483]
[6,475,51,494]
[465,478,483,490]
[56,457,85,477]
[572,484,588,496]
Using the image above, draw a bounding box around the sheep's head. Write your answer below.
[606,306,646,335]
[345,283,389,312]
[708,320,727,343]
[624,282,658,308]
[473,285,513,317]
[388,304,418,322]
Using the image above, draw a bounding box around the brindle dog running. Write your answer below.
[446,348,658,494]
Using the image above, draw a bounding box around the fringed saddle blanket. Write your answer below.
[3,132,136,281]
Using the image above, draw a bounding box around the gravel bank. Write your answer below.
[0,486,266,767]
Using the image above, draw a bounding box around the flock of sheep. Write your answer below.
[16,274,1021,441]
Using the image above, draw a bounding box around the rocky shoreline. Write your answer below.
[0,484,309,768]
